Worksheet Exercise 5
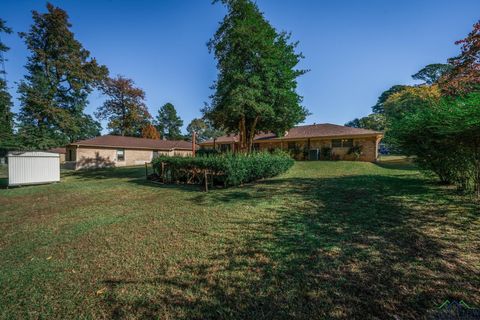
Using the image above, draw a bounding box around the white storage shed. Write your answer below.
[7,151,60,186]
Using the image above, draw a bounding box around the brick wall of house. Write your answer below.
[200,136,381,162]
[255,137,380,162]
[75,147,117,169]
[70,147,194,170]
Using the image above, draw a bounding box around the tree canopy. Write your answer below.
[155,103,183,140]
[411,63,452,85]
[344,113,386,131]
[383,85,441,123]
[141,124,160,139]
[17,3,107,149]
[204,0,308,152]
[96,76,151,137]
[371,85,408,114]
[440,21,480,95]
[186,118,225,142]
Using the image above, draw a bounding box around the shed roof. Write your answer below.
[68,135,196,150]
[8,151,60,158]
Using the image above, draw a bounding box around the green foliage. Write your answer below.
[0,19,14,153]
[96,76,151,137]
[196,148,221,157]
[345,113,386,131]
[389,92,480,195]
[151,151,293,187]
[371,85,408,114]
[347,145,363,160]
[411,63,453,85]
[17,3,107,149]
[383,85,441,123]
[205,0,308,152]
[155,103,183,140]
[186,118,225,142]
[320,147,332,160]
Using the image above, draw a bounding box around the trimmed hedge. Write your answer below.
[151,151,294,187]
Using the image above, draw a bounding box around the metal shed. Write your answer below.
[7,151,60,186]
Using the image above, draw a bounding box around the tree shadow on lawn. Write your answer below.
[99,174,479,319]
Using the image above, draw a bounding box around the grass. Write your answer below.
[0,158,479,319]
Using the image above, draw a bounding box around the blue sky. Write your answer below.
[2,0,480,133]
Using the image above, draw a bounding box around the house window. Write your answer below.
[287,142,297,150]
[342,139,354,148]
[116,149,125,161]
[253,143,260,151]
[332,139,354,148]
[152,151,159,158]
[332,139,342,148]
[220,144,231,152]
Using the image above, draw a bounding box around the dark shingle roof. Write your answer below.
[69,135,196,150]
[200,123,382,145]
[283,123,381,139]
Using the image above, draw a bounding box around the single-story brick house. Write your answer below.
[199,123,383,162]
[66,135,196,170]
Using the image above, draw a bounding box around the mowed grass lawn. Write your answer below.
[0,159,479,319]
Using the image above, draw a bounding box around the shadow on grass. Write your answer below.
[98,172,480,319]
[64,165,220,192]
[375,157,418,171]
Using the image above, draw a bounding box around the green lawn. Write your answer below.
[0,159,479,319]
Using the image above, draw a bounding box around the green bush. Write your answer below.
[196,148,221,157]
[347,145,363,160]
[151,151,294,187]
[389,92,480,195]
[319,147,332,160]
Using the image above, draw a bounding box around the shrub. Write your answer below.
[347,145,363,160]
[389,92,480,195]
[196,148,221,157]
[151,151,294,187]
[319,147,332,160]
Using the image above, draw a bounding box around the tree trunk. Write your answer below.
[238,116,247,153]
[247,116,259,153]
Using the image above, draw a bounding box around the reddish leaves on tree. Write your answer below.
[141,124,160,139]
[440,21,480,95]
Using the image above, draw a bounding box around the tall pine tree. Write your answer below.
[17,3,107,149]
[0,19,14,154]
[204,0,308,152]
[155,103,183,140]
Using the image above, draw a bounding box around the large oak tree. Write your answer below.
[204,0,308,152]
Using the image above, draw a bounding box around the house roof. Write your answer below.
[200,123,382,145]
[68,135,196,150]
[48,147,67,154]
